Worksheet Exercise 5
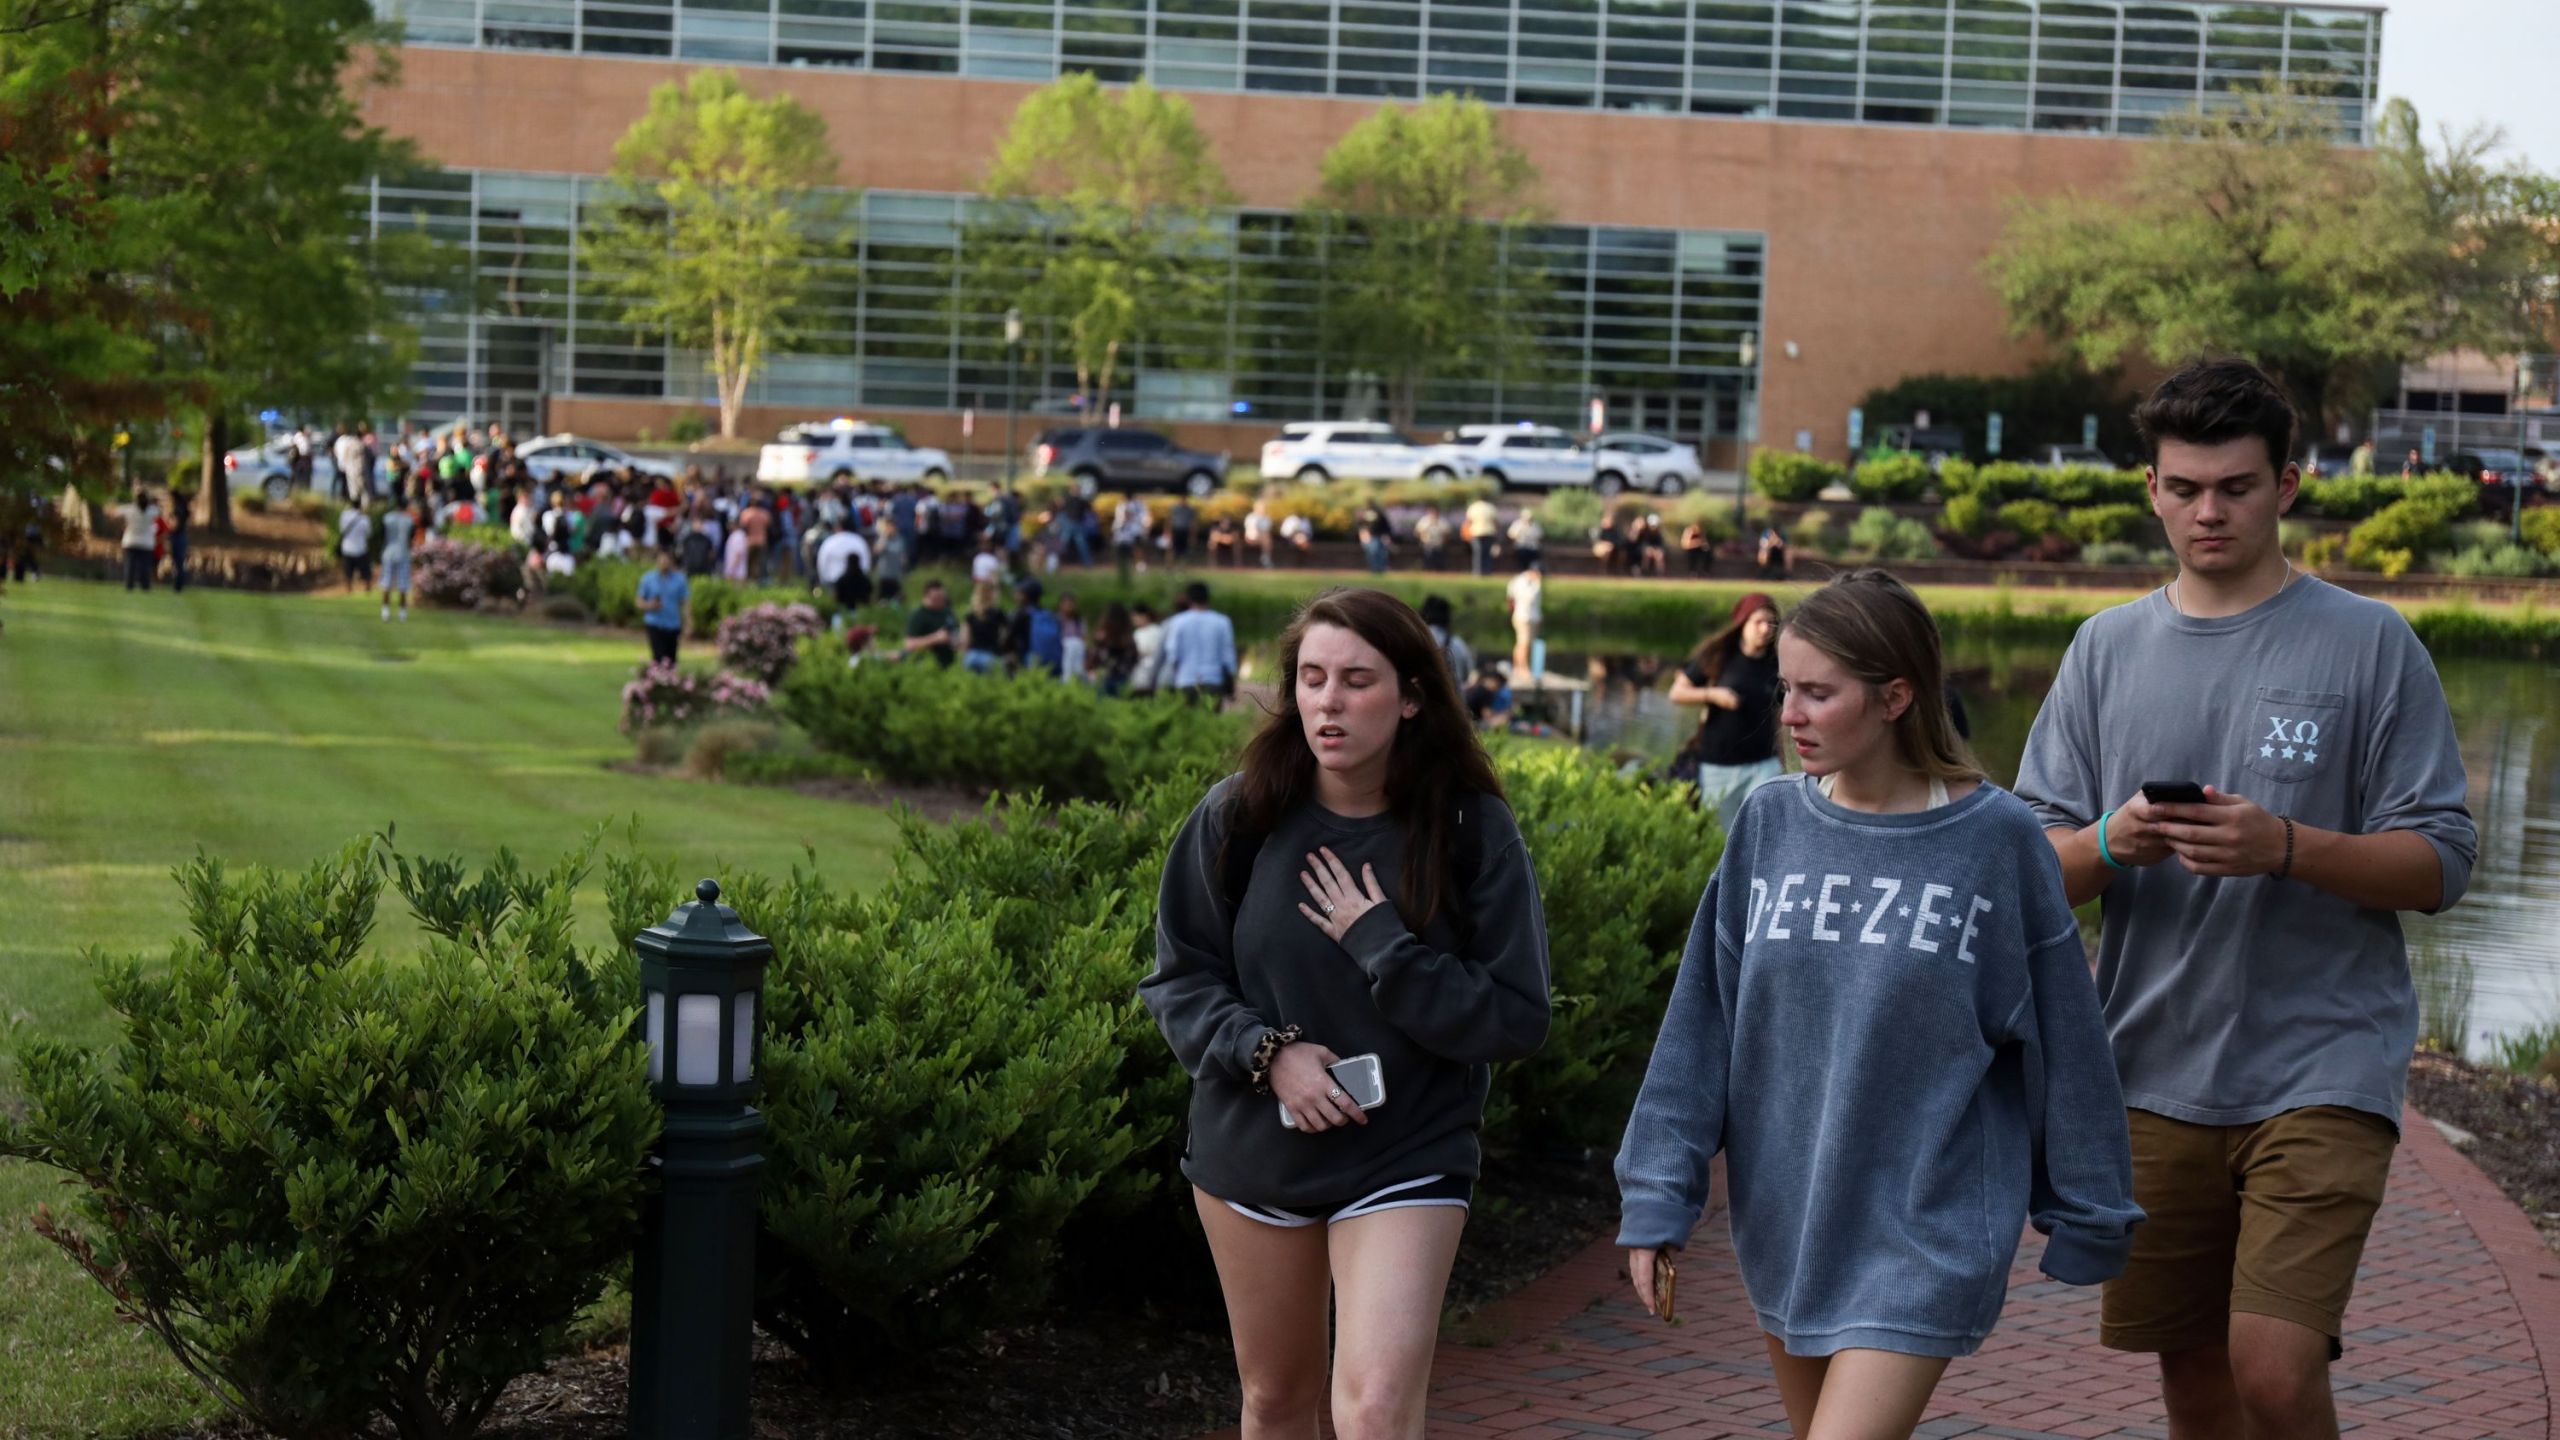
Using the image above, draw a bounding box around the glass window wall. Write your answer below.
[364,169,1765,433]
[379,0,2379,140]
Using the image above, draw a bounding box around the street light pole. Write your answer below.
[1730,331,1758,544]
[1003,307,1024,495]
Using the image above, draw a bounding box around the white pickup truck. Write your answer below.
[756,419,954,486]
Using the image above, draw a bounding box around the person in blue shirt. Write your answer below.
[1617,570,2138,1440]
[636,548,690,666]
[1157,580,1237,707]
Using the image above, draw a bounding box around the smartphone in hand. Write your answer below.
[2141,780,2208,806]
[1279,1053,1387,1129]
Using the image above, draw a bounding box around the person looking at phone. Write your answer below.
[1140,586,1552,1440]
[2013,358,2476,1440]
[1617,570,2140,1440]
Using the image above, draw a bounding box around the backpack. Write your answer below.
[1220,793,1490,945]
[1025,605,1064,672]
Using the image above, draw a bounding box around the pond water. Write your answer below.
[1560,638,2560,1056]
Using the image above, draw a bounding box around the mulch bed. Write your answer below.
[483,1150,1618,1438]
[160,1151,1618,1440]
[2407,1048,2560,1256]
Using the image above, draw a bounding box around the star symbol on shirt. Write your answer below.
[1897,905,1912,918]
[1850,901,1863,913]
[2260,744,2275,758]
[2281,745,2297,759]
[2303,749,2317,763]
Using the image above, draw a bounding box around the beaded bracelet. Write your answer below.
[2277,816,2296,881]
[1248,1024,1304,1096]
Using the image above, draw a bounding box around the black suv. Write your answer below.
[1033,427,1230,497]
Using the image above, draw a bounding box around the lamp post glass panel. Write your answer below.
[1004,306,1023,492]
[631,879,770,1440]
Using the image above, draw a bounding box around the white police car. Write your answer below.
[757,419,954,486]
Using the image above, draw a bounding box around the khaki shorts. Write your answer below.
[2101,1105,2397,1355]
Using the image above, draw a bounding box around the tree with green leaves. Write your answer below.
[978,75,1235,417]
[2,0,444,533]
[1985,83,2560,432]
[1304,95,1551,429]
[582,70,848,442]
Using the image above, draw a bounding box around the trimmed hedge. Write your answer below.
[1,841,657,1440]
[779,655,1243,802]
[1848,452,1932,504]
[1750,450,1846,502]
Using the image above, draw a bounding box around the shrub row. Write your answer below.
[5,713,1721,1433]
[779,652,1244,803]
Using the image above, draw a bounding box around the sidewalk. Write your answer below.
[1196,1108,2557,1440]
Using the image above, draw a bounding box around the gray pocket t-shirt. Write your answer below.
[2013,577,2476,1131]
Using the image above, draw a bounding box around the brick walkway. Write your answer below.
[1195,1108,2559,1440]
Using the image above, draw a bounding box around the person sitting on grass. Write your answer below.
[1463,656,1512,731]
[962,579,1009,674]
[1278,510,1315,566]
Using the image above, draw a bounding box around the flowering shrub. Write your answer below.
[412,537,523,609]
[716,601,825,683]
[618,661,773,734]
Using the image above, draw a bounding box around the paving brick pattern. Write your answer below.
[1191,1108,2557,1440]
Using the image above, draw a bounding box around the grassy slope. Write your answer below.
[0,580,901,1438]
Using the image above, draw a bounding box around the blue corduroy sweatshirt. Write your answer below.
[1616,777,2143,1359]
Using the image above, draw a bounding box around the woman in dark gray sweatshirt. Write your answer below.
[1141,586,1552,1440]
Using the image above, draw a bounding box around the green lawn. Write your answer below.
[0,579,902,1439]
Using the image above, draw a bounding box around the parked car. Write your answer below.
[1879,424,1968,468]
[1032,427,1229,498]
[220,436,390,502]
[2446,448,2538,488]
[1593,431,1705,496]
[506,434,678,484]
[757,419,954,486]
[1260,421,1454,484]
[2025,443,2118,469]
[1444,424,1595,491]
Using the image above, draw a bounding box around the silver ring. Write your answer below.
[1328,1087,1345,1100]
[1321,902,1335,916]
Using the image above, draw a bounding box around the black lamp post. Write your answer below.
[1003,306,1024,495]
[629,879,770,1440]
[1730,330,1759,542]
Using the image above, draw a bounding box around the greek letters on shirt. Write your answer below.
[1746,873,1996,963]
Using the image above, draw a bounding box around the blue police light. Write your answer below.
[1231,401,1252,415]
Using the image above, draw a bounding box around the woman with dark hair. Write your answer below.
[1618,569,2138,1440]
[1668,592,1784,825]
[1141,587,1552,1440]
[1091,600,1140,695]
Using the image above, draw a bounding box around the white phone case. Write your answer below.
[1278,1053,1387,1129]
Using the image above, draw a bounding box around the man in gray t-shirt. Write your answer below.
[2015,359,2474,1440]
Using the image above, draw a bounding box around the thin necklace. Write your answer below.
[2170,556,2296,618]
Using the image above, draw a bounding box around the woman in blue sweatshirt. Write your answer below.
[1617,569,2140,1438]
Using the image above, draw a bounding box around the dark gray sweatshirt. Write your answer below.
[1141,776,1553,1208]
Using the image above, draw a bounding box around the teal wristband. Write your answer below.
[2096,809,2128,871]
